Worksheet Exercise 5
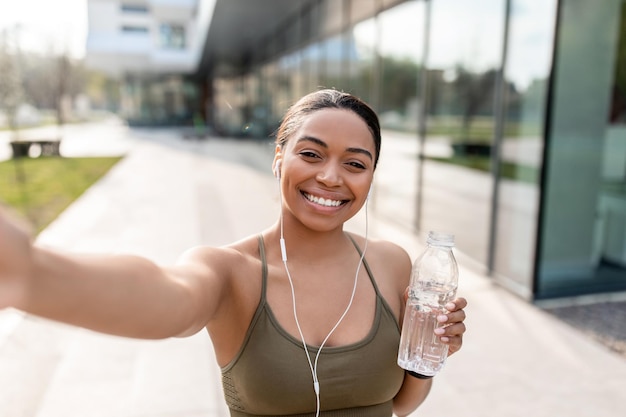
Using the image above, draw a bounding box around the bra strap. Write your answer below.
[346,233,401,330]
[346,234,381,296]
[257,234,268,303]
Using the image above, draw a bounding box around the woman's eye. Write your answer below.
[348,161,367,170]
[299,151,319,159]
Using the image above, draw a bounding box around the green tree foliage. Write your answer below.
[453,66,497,141]
[379,56,420,114]
[0,34,24,133]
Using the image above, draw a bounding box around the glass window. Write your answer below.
[492,0,557,297]
[159,24,186,49]
[371,0,425,230]
[378,0,422,131]
[120,75,198,126]
[121,25,149,34]
[121,4,149,14]
[276,52,299,117]
[538,0,626,298]
[347,19,376,104]
[301,42,321,94]
[318,35,345,90]
[320,0,345,38]
[214,76,246,137]
[610,3,626,125]
[421,0,505,266]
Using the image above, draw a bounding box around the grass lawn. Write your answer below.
[0,156,123,234]
[428,155,539,184]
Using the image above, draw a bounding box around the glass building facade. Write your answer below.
[205,0,626,301]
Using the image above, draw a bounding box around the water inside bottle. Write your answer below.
[397,285,456,376]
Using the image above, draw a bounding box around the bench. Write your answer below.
[10,140,61,158]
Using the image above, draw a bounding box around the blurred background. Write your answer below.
[2,0,625,303]
[0,1,625,416]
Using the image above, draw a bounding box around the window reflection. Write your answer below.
[205,0,626,300]
[421,0,505,266]
[493,0,557,295]
[595,1,626,291]
[318,35,345,90]
[370,0,424,230]
[610,3,626,125]
[538,0,626,298]
[349,17,376,104]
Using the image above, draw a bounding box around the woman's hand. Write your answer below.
[393,296,467,417]
[402,288,468,356]
[0,206,34,309]
[436,297,467,356]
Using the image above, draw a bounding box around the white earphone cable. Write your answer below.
[277,171,370,417]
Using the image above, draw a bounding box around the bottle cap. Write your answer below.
[427,231,455,247]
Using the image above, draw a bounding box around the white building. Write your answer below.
[85,0,216,124]
[86,0,214,77]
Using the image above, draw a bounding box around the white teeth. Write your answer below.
[304,193,343,207]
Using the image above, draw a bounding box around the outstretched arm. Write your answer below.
[0,206,225,339]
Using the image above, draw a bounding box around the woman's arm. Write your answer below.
[392,373,433,417]
[0,207,228,339]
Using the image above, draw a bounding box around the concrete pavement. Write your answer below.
[0,122,625,416]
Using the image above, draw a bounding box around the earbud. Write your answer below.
[367,184,373,202]
[274,160,281,179]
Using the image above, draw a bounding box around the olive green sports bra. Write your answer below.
[220,235,405,416]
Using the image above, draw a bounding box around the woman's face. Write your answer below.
[274,108,376,232]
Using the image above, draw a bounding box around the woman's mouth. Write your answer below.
[302,192,347,207]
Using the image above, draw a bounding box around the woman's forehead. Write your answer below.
[291,108,376,149]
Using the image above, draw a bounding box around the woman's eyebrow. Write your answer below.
[347,147,373,161]
[296,135,327,148]
[296,136,373,161]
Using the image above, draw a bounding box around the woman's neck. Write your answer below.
[268,219,352,263]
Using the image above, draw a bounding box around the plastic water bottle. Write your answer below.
[397,231,459,377]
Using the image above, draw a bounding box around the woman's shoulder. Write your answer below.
[347,232,411,284]
[176,234,261,274]
[346,232,411,318]
[347,232,410,262]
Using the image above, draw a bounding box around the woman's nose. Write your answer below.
[316,164,342,186]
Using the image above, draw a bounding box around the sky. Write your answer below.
[0,0,87,58]
[353,0,557,90]
[0,0,557,89]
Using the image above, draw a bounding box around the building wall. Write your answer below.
[209,0,626,300]
[85,0,210,126]
[86,0,205,76]
[537,0,626,298]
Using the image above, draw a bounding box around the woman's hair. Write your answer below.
[275,89,381,169]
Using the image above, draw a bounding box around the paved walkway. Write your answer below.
[0,122,625,416]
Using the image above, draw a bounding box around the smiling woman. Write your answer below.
[0,88,468,417]
[274,108,375,232]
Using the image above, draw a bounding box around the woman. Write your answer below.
[0,89,467,416]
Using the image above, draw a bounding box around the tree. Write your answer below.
[379,56,420,115]
[453,66,497,143]
[53,54,72,128]
[0,31,24,137]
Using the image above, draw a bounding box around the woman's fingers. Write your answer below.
[446,297,468,311]
[435,297,468,356]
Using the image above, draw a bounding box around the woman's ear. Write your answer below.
[272,154,282,179]
[273,146,283,179]
[274,160,281,179]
